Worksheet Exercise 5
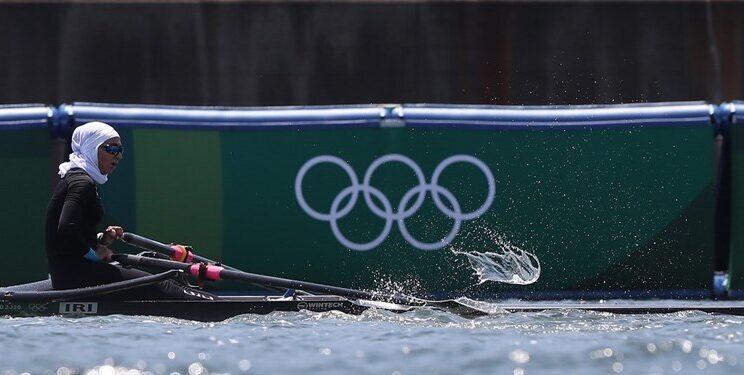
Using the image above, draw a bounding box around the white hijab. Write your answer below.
[58,122,120,185]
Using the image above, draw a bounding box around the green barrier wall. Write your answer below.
[729,103,744,292]
[80,103,715,296]
[0,106,54,285]
[223,128,712,294]
[0,102,722,297]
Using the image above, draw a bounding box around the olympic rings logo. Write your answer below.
[27,304,46,312]
[295,154,495,251]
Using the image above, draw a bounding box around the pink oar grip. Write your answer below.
[170,245,193,263]
[189,264,224,281]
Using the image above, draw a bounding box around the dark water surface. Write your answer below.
[1,302,743,375]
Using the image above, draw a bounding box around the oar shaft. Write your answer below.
[122,232,236,271]
[219,270,419,305]
[122,232,175,256]
[122,232,283,293]
[113,254,190,271]
[113,254,421,306]
[219,269,378,301]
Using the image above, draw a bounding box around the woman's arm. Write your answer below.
[56,180,96,257]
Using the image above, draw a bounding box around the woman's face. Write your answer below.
[97,137,123,175]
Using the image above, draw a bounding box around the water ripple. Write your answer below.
[2,304,744,374]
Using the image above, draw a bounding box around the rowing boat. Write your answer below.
[5,278,744,321]
[4,233,744,321]
[0,268,418,320]
[0,295,384,321]
[1,232,490,320]
[5,270,744,321]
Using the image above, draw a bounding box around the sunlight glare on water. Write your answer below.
[2,305,744,374]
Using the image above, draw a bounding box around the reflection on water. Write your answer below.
[1,305,743,374]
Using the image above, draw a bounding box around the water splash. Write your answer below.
[366,270,423,298]
[452,232,541,285]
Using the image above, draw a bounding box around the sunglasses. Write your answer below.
[101,144,124,155]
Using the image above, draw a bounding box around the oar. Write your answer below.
[122,232,410,301]
[122,233,231,268]
[121,232,284,293]
[111,252,490,317]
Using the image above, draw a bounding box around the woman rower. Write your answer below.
[45,121,210,300]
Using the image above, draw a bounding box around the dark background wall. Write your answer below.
[0,1,741,106]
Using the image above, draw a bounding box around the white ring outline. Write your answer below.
[330,185,394,251]
[397,184,462,251]
[295,155,359,221]
[431,154,496,221]
[295,154,495,251]
[362,154,427,220]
